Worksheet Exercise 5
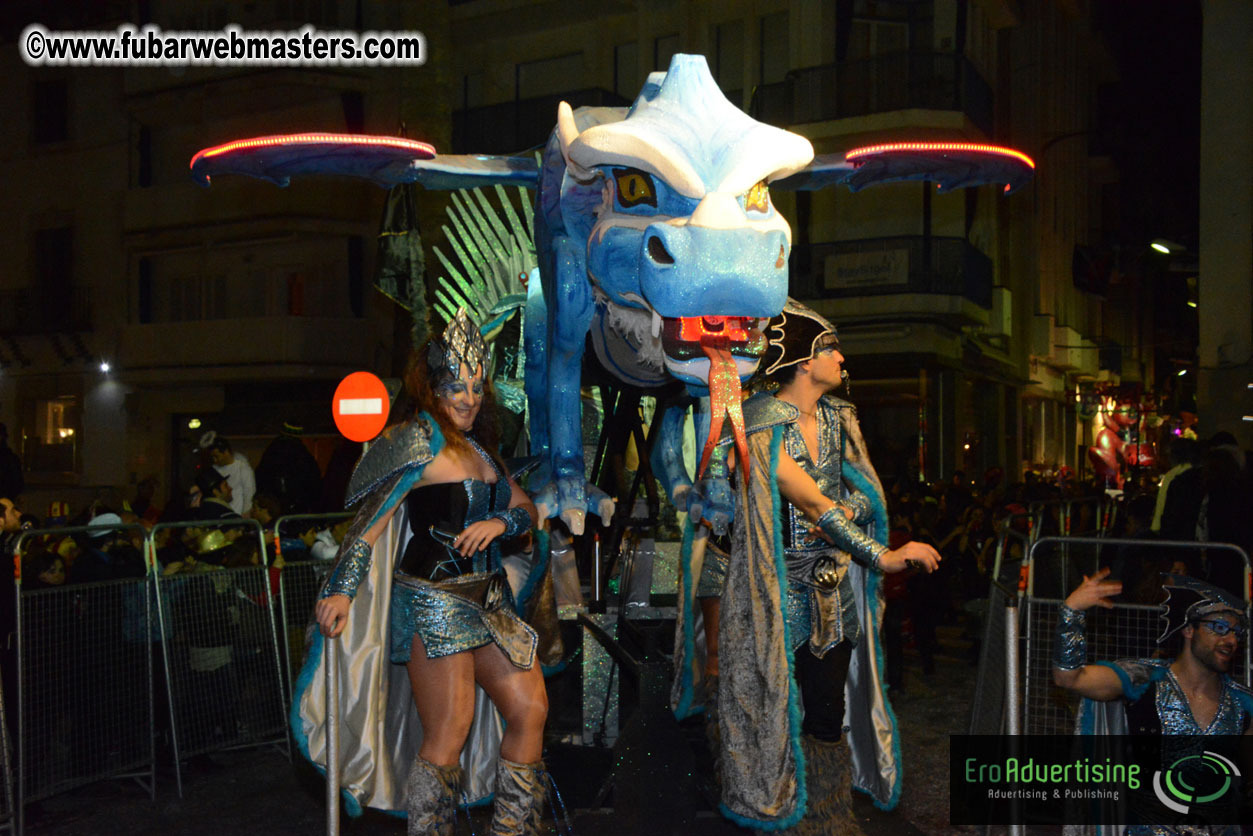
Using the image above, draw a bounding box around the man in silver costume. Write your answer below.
[1054,570,1253,834]
[297,309,551,836]
[715,300,941,833]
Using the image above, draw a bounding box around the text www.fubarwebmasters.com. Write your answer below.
[20,24,425,67]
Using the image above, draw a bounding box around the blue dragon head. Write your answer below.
[557,54,813,387]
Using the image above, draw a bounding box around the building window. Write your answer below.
[31,79,70,145]
[712,20,744,101]
[760,12,789,85]
[654,34,679,71]
[516,53,584,100]
[614,42,639,99]
[25,396,81,476]
[33,227,74,333]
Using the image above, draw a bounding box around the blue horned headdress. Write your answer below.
[426,307,487,388]
[1157,573,1249,643]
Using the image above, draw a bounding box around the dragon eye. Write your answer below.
[613,168,657,208]
[746,180,770,214]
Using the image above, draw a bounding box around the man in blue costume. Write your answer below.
[1054,570,1252,834]
[716,300,940,833]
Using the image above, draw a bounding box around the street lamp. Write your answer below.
[1151,238,1184,254]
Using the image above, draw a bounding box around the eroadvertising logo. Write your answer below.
[1152,750,1241,815]
[950,736,1249,827]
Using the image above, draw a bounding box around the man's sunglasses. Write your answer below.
[1195,618,1249,639]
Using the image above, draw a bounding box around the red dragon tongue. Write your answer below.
[698,345,750,485]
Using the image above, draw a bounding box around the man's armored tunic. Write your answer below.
[1074,658,1253,836]
[771,394,880,654]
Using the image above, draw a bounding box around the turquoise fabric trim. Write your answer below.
[769,425,808,829]
[673,516,699,720]
[1096,660,1137,700]
[514,527,549,617]
[1231,684,1253,719]
[840,457,901,810]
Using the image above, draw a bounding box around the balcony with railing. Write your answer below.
[790,236,993,312]
[0,286,92,334]
[119,266,373,374]
[453,88,631,154]
[751,51,993,136]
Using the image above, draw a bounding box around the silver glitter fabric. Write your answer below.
[1157,572,1250,643]
[322,538,373,599]
[344,416,437,508]
[841,489,874,524]
[1120,661,1248,836]
[493,505,532,538]
[695,540,729,599]
[389,437,538,667]
[1052,603,1087,670]
[389,572,537,668]
[427,307,488,386]
[767,394,878,653]
[1156,669,1248,735]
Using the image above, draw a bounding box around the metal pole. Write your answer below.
[13,541,23,836]
[1004,595,1023,836]
[325,637,340,836]
[0,654,12,836]
[591,534,602,605]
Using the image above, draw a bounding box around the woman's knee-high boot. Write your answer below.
[404,756,462,836]
[491,757,546,836]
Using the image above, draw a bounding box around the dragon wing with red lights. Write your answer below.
[189,133,539,190]
[773,142,1034,194]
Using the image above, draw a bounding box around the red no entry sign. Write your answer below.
[332,371,390,442]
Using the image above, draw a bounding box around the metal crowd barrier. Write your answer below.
[967,517,1031,735]
[148,518,290,798]
[10,523,156,836]
[0,654,15,835]
[272,513,352,704]
[1015,536,1251,737]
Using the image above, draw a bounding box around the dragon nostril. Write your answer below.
[647,235,675,265]
[775,244,785,269]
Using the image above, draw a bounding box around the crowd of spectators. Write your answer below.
[875,429,1253,694]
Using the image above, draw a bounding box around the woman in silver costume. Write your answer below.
[312,309,546,836]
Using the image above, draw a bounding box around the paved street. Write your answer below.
[25,626,982,836]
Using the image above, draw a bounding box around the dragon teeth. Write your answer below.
[651,309,663,338]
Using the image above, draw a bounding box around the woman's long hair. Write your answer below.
[403,342,501,462]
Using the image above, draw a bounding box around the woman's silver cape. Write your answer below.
[290,417,503,815]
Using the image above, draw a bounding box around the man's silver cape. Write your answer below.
[672,393,902,828]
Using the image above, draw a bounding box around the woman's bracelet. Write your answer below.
[320,539,372,600]
[492,506,533,538]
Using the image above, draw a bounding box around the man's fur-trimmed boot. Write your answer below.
[789,736,865,836]
[491,757,546,836]
[404,756,462,836]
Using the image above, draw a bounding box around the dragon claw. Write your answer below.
[687,475,734,536]
[535,476,614,536]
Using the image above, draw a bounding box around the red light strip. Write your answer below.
[845,141,1035,170]
[189,133,435,170]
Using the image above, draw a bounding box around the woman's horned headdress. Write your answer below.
[426,307,487,387]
